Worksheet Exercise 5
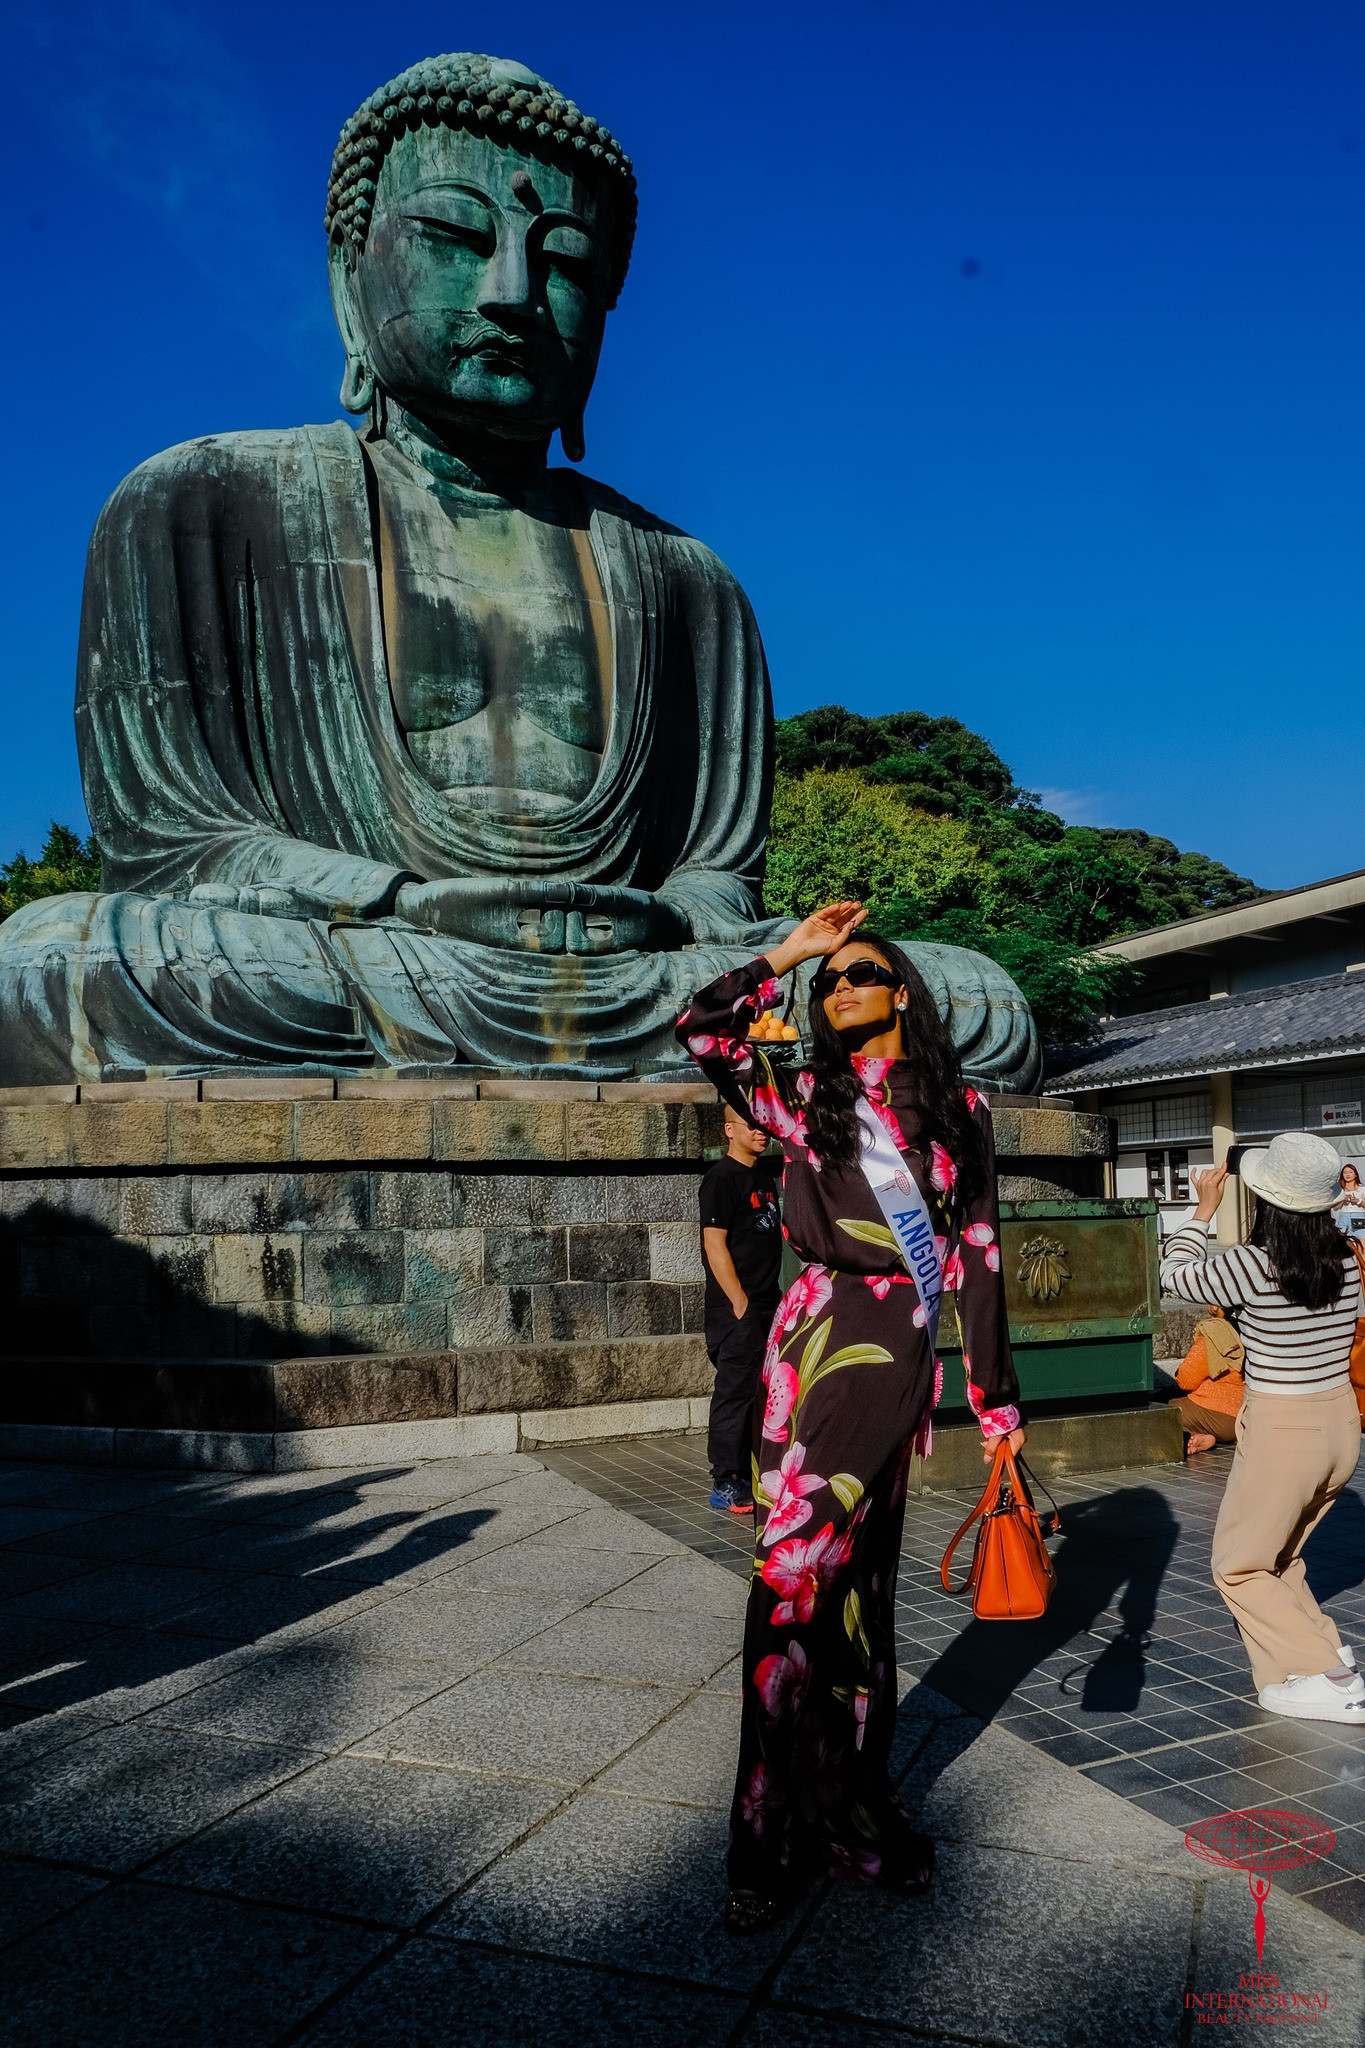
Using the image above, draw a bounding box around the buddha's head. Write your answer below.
[326,55,636,459]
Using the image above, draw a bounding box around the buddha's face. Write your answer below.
[332,123,614,441]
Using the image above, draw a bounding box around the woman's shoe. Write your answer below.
[1257,1671,1365,1723]
[723,1887,784,1935]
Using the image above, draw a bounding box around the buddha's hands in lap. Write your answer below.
[392,879,690,955]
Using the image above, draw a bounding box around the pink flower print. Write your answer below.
[828,1842,882,1883]
[761,1359,800,1442]
[942,1249,965,1293]
[796,1069,815,1102]
[775,1265,833,1336]
[755,976,784,1010]
[760,1441,827,1546]
[851,1055,893,1088]
[685,1032,717,1057]
[985,1244,1001,1272]
[754,1639,810,1719]
[979,1402,1022,1439]
[739,1761,779,1836]
[963,1085,981,1112]
[932,1357,944,1406]
[752,1082,797,1138]
[962,1222,995,1248]
[864,1275,892,1301]
[853,1685,870,1751]
[911,1302,928,1328]
[964,1372,985,1417]
[928,1141,957,1192]
[715,1035,754,1074]
[762,1520,842,1623]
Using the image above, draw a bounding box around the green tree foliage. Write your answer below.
[765,770,993,926]
[774,705,1028,816]
[767,707,1263,1042]
[0,823,101,921]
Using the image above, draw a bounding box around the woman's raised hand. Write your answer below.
[764,901,868,979]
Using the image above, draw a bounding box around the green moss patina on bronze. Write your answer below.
[0,51,1041,1089]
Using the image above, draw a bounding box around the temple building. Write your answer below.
[1047,868,1365,1245]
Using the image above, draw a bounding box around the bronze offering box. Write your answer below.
[938,1197,1160,1411]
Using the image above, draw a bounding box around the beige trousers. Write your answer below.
[1211,1383,1361,1691]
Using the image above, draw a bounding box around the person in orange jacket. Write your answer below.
[1171,1307,1245,1455]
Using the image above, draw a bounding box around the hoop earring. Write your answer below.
[340,352,376,415]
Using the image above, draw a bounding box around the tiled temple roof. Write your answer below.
[1047,971,1365,1092]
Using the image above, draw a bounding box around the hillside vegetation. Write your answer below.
[767,706,1262,1041]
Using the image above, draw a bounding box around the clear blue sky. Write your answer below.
[7,1,1364,890]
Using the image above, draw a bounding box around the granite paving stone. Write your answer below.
[493,1604,739,1686]
[435,1537,651,1604]
[594,1553,749,1620]
[434,1789,787,1990]
[311,1585,580,1671]
[370,1664,688,1785]
[0,1860,107,1951]
[3,1442,1364,2045]
[0,1562,233,1627]
[774,1840,1198,2046]
[0,1880,390,2048]
[0,1721,312,1870]
[147,1642,449,1750]
[0,1629,256,1721]
[0,1705,117,1769]
[293,1938,744,2048]
[596,1688,740,1809]
[147,1753,558,1923]
[143,1573,388,1647]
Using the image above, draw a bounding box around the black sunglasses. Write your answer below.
[811,959,901,1000]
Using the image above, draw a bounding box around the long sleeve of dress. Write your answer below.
[675,956,796,1132]
[954,1094,1022,1437]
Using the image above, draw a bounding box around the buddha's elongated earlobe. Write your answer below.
[340,351,376,415]
[560,413,586,463]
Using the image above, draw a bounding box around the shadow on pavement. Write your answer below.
[0,1469,496,1733]
[914,1484,1180,1724]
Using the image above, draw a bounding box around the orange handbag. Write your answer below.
[939,1438,1059,1621]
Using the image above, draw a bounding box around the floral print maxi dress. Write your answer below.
[677,958,1022,1893]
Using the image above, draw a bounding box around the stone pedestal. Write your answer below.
[0,1075,1118,1469]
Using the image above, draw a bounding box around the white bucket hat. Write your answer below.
[1238,1131,1344,1215]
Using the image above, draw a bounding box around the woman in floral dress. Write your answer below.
[677,900,1025,1932]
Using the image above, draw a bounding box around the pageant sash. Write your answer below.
[854,1095,944,1348]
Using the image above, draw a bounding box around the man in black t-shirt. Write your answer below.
[699,1111,783,1512]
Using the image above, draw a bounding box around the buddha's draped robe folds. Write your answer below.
[0,423,1042,1088]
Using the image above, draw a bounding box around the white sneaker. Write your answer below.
[1339,1645,1358,1673]
[1258,1671,1365,1723]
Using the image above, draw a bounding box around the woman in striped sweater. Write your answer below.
[1161,1132,1365,1724]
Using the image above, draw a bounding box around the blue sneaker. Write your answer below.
[710,1475,754,1515]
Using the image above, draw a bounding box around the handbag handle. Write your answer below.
[940,1438,1010,1595]
[939,1438,1058,1594]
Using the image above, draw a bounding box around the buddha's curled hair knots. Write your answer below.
[325,52,638,307]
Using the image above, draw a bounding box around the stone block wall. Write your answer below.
[0,1076,1112,1437]
[0,1164,712,1363]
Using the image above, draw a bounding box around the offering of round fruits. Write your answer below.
[747,1014,800,1043]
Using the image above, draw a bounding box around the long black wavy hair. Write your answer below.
[1248,1198,1351,1311]
[804,930,988,1204]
